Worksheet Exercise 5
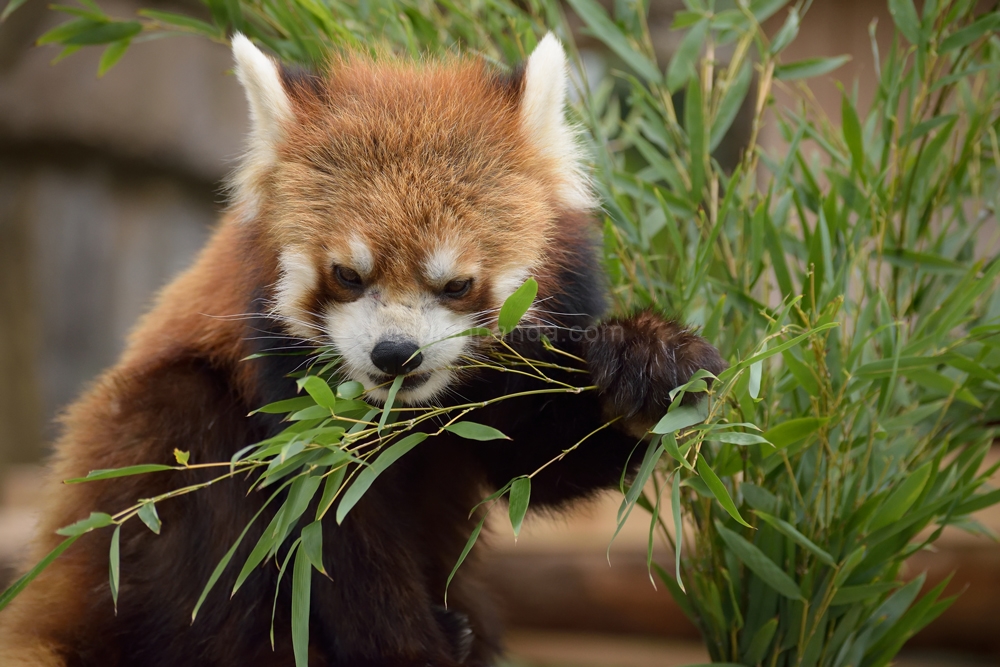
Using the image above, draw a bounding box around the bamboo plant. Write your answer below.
[3,0,1000,665]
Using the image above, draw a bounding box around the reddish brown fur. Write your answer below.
[266,58,561,312]
[0,49,724,667]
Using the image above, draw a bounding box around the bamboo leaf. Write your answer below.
[651,401,708,434]
[444,421,510,441]
[566,0,661,82]
[888,0,921,44]
[744,617,778,664]
[97,38,129,77]
[66,465,173,483]
[697,458,750,528]
[298,376,336,409]
[666,19,707,93]
[56,512,113,536]
[291,545,311,667]
[0,535,81,611]
[137,502,161,534]
[775,55,850,81]
[445,514,486,606]
[508,477,530,538]
[868,462,932,532]
[378,375,404,431]
[762,417,827,450]
[337,433,427,524]
[715,522,802,600]
[497,278,538,334]
[108,525,121,612]
[753,511,835,566]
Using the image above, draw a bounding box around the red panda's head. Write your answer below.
[230,34,593,404]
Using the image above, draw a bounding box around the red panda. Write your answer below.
[0,34,724,666]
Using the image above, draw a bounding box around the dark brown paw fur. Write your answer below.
[584,310,726,435]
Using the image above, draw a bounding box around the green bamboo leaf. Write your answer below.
[697,458,750,528]
[940,13,1000,51]
[97,38,129,76]
[782,351,819,396]
[301,520,325,574]
[715,522,802,600]
[868,463,932,532]
[56,512,113,536]
[888,0,921,44]
[665,19,707,93]
[566,0,661,82]
[663,433,693,471]
[378,375,404,431]
[137,502,161,534]
[250,396,315,415]
[508,477,530,538]
[137,9,220,36]
[108,525,121,612]
[709,432,772,447]
[749,346,764,400]
[685,74,706,201]
[710,59,752,151]
[298,376,336,409]
[191,485,285,621]
[901,114,957,144]
[272,474,322,546]
[37,18,102,44]
[315,465,347,521]
[445,514,486,606]
[954,488,1000,516]
[774,55,850,81]
[651,401,708,435]
[65,464,173,483]
[291,545,312,667]
[753,510,835,566]
[232,511,283,596]
[841,92,864,173]
[0,535,80,611]
[0,0,28,21]
[497,278,537,334]
[749,0,791,22]
[831,581,899,605]
[719,323,839,383]
[744,617,778,664]
[762,417,827,450]
[769,7,799,55]
[336,381,365,400]
[65,20,141,45]
[337,433,427,524]
[444,421,510,441]
[289,405,330,421]
[671,475,684,585]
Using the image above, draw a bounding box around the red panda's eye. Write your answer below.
[442,278,472,298]
[335,265,364,289]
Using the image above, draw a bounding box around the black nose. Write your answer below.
[370,339,423,375]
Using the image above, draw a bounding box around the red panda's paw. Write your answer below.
[584,310,727,437]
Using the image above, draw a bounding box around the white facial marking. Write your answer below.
[349,235,375,276]
[424,244,460,284]
[274,249,319,339]
[522,33,594,211]
[230,34,294,221]
[325,294,475,405]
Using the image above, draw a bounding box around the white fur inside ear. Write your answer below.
[231,34,294,220]
[521,33,594,211]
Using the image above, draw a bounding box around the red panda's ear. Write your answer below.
[231,34,294,220]
[521,33,594,211]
